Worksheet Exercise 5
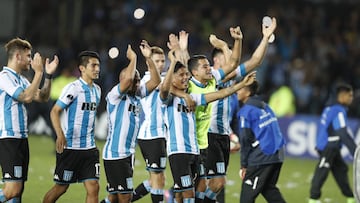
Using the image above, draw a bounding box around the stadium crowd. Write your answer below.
[8,0,360,118]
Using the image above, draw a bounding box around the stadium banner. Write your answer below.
[278,115,360,161]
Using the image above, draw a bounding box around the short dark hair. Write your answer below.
[4,38,32,59]
[335,83,352,96]
[78,51,100,67]
[247,80,259,96]
[187,55,207,73]
[174,61,186,73]
[211,48,222,59]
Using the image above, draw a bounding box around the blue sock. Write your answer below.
[205,187,217,200]
[0,189,6,202]
[183,197,195,203]
[7,197,20,203]
[195,191,205,200]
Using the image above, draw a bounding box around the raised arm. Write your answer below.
[204,71,256,104]
[219,26,243,75]
[243,17,277,71]
[209,34,232,65]
[222,17,277,83]
[17,53,44,103]
[160,49,176,100]
[167,30,190,66]
[34,55,59,102]
[119,45,137,93]
[140,40,161,93]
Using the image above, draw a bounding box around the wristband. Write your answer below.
[45,73,53,79]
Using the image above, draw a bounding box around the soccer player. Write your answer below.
[0,37,58,203]
[42,51,101,203]
[101,43,161,203]
[133,31,192,203]
[309,83,356,203]
[132,43,167,203]
[207,17,277,203]
[236,80,286,203]
[186,25,243,202]
[161,48,256,203]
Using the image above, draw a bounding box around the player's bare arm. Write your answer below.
[140,40,161,93]
[17,52,43,103]
[205,71,256,104]
[119,45,137,93]
[35,55,59,102]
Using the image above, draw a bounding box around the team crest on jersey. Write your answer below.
[66,94,74,100]
[63,170,73,181]
[126,177,133,189]
[14,166,22,178]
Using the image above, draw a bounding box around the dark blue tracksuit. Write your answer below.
[310,103,357,199]
[237,96,286,203]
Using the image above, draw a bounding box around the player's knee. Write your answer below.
[3,184,23,199]
[85,181,99,196]
[150,171,165,188]
[209,178,226,192]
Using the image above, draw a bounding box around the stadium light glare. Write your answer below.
[108,47,119,59]
[134,8,145,19]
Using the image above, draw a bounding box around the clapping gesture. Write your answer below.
[230,26,243,40]
[45,55,59,75]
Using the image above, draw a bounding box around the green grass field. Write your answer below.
[3,135,353,203]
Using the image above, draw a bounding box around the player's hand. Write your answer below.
[31,52,44,73]
[168,49,176,63]
[239,167,246,180]
[126,45,137,61]
[184,94,195,112]
[167,33,180,50]
[209,34,228,50]
[45,55,59,75]
[178,30,189,51]
[56,134,67,154]
[139,40,152,58]
[230,26,243,40]
[262,17,277,39]
[242,71,256,86]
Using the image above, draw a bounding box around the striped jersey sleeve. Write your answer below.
[0,67,30,138]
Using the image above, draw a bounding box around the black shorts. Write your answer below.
[54,148,100,184]
[168,153,200,192]
[206,133,230,177]
[198,149,207,178]
[103,155,134,194]
[0,138,29,181]
[138,138,167,172]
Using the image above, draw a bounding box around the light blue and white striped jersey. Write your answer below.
[138,72,166,140]
[103,82,146,160]
[209,64,246,135]
[55,78,101,149]
[0,67,30,139]
[164,93,207,156]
